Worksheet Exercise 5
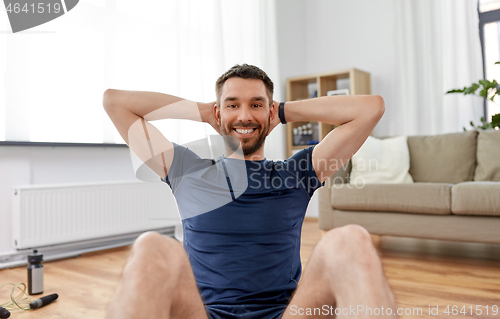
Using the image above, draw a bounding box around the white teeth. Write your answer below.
[235,128,255,134]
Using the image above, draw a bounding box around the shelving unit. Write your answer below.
[285,68,371,158]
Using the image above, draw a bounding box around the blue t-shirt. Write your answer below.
[161,143,324,305]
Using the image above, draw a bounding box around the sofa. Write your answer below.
[318,129,500,245]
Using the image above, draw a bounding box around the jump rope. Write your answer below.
[0,282,58,318]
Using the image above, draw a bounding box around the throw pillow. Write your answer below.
[407,130,478,183]
[474,129,500,181]
[349,135,414,185]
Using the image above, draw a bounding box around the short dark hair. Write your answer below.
[215,64,274,107]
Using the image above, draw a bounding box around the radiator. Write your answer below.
[12,181,180,250]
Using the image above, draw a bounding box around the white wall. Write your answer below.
[275,0,308,97]
[0,145,136,255]
[276,0,399,138]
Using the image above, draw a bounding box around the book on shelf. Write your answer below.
[292,122,319,146]
[327,88,349,96]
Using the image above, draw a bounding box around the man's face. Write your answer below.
[217,77,272,157]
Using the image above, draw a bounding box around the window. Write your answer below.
[0,0,268,145]
[479,0,500,121]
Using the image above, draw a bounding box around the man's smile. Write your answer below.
[233,127,257,137]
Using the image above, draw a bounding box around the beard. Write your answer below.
[220,116,270,157]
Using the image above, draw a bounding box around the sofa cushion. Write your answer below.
[329,210,500,244]
[451,182,500,216]
[474,129,500,181]
[331,182,452,215]
[407,130,478,183]
[330,159,352,184]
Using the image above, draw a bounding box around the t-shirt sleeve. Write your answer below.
[283,144,325,198]
[160,142,207,194]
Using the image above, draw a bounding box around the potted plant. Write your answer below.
[446,61,500,130]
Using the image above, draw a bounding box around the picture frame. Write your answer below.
[326,88,350,96]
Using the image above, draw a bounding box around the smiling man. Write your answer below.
[103,64,399,319]
[216,76,272,158]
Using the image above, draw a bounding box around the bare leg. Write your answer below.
[282,224,398,319]
[371,234,382,250]
[106,231,208,319]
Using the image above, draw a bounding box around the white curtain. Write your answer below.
[0,0,281,145]
[392,0,483,135]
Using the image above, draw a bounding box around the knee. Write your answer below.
[320,224,372,247]
[317,224,380,268]
[133,231,176,252]
[127,231,187,273]
[118,232,187,292]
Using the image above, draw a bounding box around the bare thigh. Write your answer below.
[281,224,397,319]
[281,248,336,319]
[106,231,208,319]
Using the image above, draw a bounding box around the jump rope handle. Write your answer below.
[0,306,10,318]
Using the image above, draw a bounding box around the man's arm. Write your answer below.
[285,95,385,183]
[102,89,217,179]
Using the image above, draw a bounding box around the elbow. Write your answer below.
[103,89,115,110]
[372,95,385,118]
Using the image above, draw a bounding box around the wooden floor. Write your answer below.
[1,219,499,318]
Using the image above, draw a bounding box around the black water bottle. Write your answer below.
[27,250,43,295]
